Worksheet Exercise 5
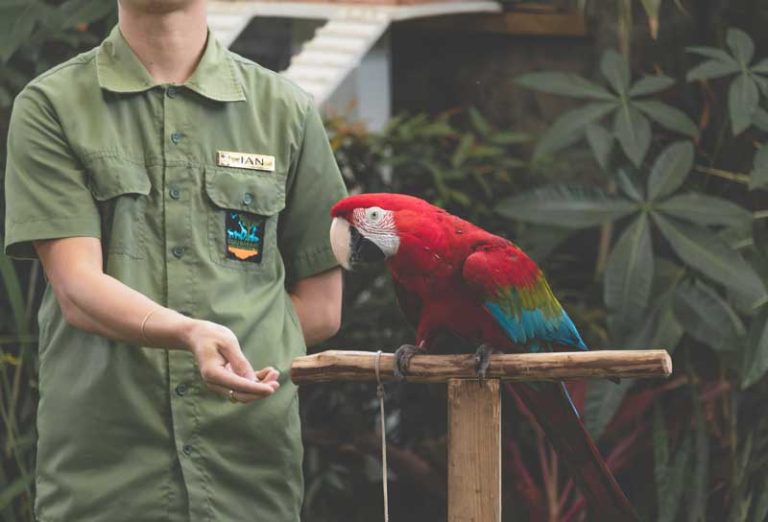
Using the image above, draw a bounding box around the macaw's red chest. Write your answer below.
[390,270,517,354]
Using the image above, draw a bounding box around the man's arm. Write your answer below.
[34,236,280,402]
[288,267,342,347]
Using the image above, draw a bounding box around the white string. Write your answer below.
[374,350,389,522]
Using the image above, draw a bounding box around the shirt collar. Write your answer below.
[96,26,246,102]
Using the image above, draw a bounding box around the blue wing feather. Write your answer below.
[485,302,588,351]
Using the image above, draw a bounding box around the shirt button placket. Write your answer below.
[162,85,201,508]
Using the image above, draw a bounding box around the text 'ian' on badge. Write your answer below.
[217,151,275,172]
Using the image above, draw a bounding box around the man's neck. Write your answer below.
[118,1,208,84]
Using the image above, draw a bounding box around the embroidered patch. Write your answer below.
[225,211,265,263]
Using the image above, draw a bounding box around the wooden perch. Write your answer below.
[290,349,672,384]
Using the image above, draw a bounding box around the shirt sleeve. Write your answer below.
[3,88,101,259]
[278,99,348,285]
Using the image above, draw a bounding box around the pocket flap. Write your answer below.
[205,167,286,215]
[87,157,152,200]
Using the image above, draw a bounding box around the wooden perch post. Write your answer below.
[291,350,672,521]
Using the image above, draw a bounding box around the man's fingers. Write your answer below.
[255,366,280,382]
[219,344,257,380]
[203,365,279,396]
[207,384,266,404]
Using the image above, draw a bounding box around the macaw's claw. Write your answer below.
[394,343,426,380]
[474,343,493,383]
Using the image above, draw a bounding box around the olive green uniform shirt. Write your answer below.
[3,27,347,522]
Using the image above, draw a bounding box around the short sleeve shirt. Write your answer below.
[3,26,347,522]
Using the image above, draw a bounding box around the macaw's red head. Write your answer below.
[329,193,441,270]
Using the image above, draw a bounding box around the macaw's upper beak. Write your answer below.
[330,217,385,271]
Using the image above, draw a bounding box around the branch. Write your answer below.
[291,350,672,384]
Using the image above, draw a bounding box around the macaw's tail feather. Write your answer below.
[507,382,639,522]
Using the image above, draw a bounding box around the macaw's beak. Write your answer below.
[330,217,385,271]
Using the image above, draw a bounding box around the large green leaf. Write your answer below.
[686,46,739,64]
[729,74,760,135]
[533,102,616,160]
[750,143,768,190]
[686,59,741,82]
[614,104,652,167]
[495,185,637,229]
[656,193,752,229]
[741,306,768,388]
[0,249,28,335]
[584,378,634,440]
[726,27,755,66]
[515,72,614,100]
[752,107,768,132]
[752,476,768,522]
[629,75,675,97]
[652,215,768,308]
[616,168,643,202]
[0,1,45,63]
[674,280,746,352]
[634,100,699,138]
[585,123,613,170]
[752,58,768,75]
[625,288,684,351]
[601,49,630,95]
[659,430,693,522]
[604,213,654,338]
[647,141,694,201]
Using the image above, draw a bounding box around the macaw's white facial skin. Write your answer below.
[330,207,400,270]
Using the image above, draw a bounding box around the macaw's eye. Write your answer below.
[365,207,385,223]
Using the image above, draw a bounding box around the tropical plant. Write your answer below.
[508,24,768,521]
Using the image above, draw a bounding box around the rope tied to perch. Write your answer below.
[375,350,389,522]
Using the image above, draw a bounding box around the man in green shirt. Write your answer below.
[3,0,347,520]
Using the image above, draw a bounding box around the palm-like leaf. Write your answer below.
[518,49,697,166]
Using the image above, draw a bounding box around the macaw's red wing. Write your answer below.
[393,278,421,330]
[462,242,587,351]
[462,242,638,520]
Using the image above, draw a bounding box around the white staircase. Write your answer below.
[281,11,390,102]
[207,1,500,105]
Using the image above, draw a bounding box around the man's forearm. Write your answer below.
[35,237,193,350]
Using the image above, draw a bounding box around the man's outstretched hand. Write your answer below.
[184,320,280,403]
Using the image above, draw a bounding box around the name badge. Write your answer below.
[217,151,275,172]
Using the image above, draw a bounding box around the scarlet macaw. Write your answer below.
[330,193,637,521]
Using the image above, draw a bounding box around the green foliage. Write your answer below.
[509,16,768,522]
[686,28,768,135]
[516,49,698,166]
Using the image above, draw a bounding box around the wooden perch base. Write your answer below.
[290,349,672,384]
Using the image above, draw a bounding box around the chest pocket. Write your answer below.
[87,158,152,260]
[204,166,286,272]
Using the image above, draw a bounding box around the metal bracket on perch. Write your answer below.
[290,349,672,522]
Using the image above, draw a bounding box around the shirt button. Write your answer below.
[169,187,181,200]
[167,86,178,98]
[172,246,184,258]
[182,444,193,456]
[242,192,254,205]
[175,383,188,396]
[170,132,183,144]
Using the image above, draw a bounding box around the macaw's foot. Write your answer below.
[394,343,426,380]
[474,343,494,382]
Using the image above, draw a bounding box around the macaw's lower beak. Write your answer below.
[330,217,385,271]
